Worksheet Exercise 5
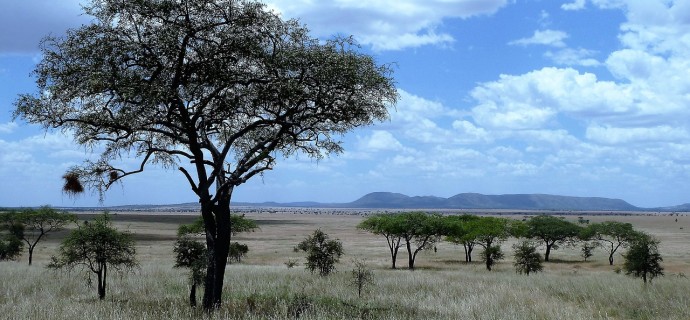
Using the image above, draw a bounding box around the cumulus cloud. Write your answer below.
[586,125,690,144]
[267,0,510,51]
[0,122,18,134]
[562,0,587,11]
[509,29,569,47]
[544,48,602,66]
[359,130,404,151]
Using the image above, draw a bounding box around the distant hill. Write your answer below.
[52,192,681,212]
[345,192,639,211]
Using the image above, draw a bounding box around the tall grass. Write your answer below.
[2,261,690,319]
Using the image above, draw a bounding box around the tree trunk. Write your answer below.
[28,246,34,265]
[201,194,232,311]
[464,243,473,263]
[544,243,552,262]
[390,246,398,269]
[406,239,415,270]
[190,283,197,307]
[97,263,107,300]
[608,253,614,265]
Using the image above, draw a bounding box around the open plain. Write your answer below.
[2,209,690,319]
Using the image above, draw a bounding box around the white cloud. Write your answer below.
[359,130,404,151]
[0,122,18,134]
[586,125,690,144]
[509,29,569,47]
[267,0,510,51]
[562,0,587,11]
[545,48,602,66]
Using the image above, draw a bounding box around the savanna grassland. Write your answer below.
[2,210,690,319]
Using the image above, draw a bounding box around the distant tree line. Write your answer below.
[358,212,663,282]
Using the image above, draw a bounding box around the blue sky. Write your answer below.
[1,0,690,208]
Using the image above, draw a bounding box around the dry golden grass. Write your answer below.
[3,210,690,319]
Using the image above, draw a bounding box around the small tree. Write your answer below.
[481,245,504,271]
[526,215,582,262]
[49,213,137,300]
[357,214,404,269]
[393,212,445,270]
[513,241,543,275]
[0,206,77,265]
[350,259,374,298]
[581,242,597,262]
[443,215,481,263]
[174,235,207,307]
[470,217,512,271]
[623,234,664,284]
[295,229,343,276]
[583,221,637,265]
[228,242,249,263]
[0,233,23,261]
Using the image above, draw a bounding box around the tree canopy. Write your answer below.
[49,213,138,300]
[525,215,581,262]
[14,0,395,310]
[0,206,76,265]
[582,221,637,265]
[623,233,664,284]
[357,214,404,269]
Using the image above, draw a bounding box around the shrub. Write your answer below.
[295,229,343,276]
[481,245,504,271]
[512,241,543,275]
[623,234,664,284]
[228,242,249,263]
[350,259,374,298]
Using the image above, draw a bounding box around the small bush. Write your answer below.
[481,245,504,271]
[512,241,543,275]
[285,259,299,269]
[350,259,374,298]
[228,242,249,263]
[295,229,343,276]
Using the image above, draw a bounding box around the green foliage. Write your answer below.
[583,221,637,265]
[481,245,504,271]
[0,234,23,261]
[15,0,396,309]
[443,215,481,262]
[173,236,207,285]
[296,230,344,276]
[526,215,582,261]
[357,214,404,268]
[513,241,543,275]
[623,234,664,284]
[0,206,76,264]
[228,242,249,263]
[49,213,137,299]
[581,242,597,262]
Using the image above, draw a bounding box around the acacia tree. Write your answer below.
[470,217,512,271]
[49,213,138,300]
[623,233,664,284]
[525,215,581,262]
[583,221,637,265]
[443,215,481,263]
[357,214,404,269]
[174,234,207,307]
[393,212,445,270]
[0,206,76,265]
[14,0,395,310]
